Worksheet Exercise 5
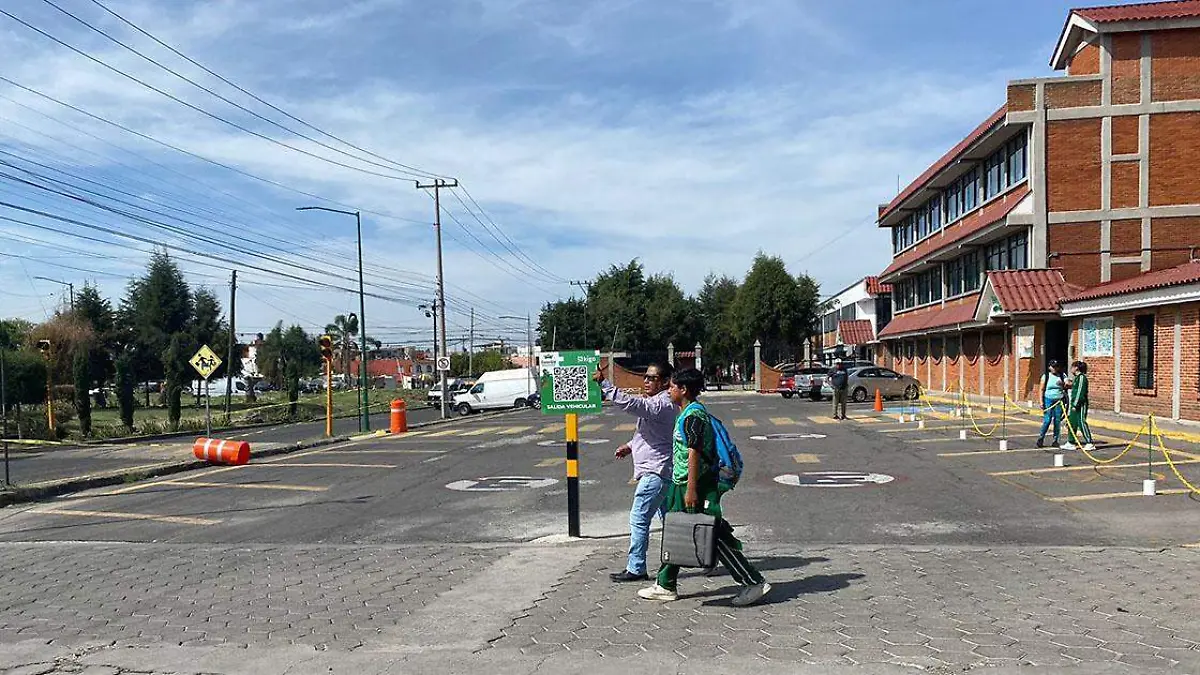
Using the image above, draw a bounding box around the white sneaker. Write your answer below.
[1083,443,1096,452]
[1060,443,1077,450]
[731,582,772,607]
[637,584,678,601]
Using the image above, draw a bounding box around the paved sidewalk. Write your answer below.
[2,541,1198,673]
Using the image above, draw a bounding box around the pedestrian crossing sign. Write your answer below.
[189,344,222,380]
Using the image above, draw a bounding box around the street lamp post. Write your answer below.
[297,206,369,432]
[33,277,73,310]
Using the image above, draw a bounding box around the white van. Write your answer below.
[191,377,249,397]
[452,368,537,415]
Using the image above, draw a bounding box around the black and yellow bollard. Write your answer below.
[566,412,580,537]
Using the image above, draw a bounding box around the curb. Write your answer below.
[0,406,524,507]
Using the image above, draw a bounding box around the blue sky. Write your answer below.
[0,0,1083,348]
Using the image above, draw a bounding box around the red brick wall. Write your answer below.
[1072,318,1116,412]
[962,330,982,396]
[1152,28,1200,102]
[946,335,962,393]
[1112,34,1143,105]
[1111,262,1143,283]
[1047,120,1102,211]
[1149,113,1200,206]
[1149,217,1199,270]
[1017,323,1044,402]
[1119,310,1177,417]
[1046,80,1102,108]
[1048,222,1102,287]
[930,337,945,391]
[1180,305,1200,422]
[982,330,1006,398]
[1111,219,1142,256]
[1112,115,1140,155]
[1068,42,1100,76]
[1007,84,1034,112]
[1110,162,1140,209]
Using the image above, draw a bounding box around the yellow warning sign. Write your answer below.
[189,344,222,380]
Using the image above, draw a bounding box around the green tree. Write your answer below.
[450,350,509,377]
[0,318,34,350]
[281,326,319,417]
[643,273,697,350]
[73,348,92,435]
[324,314,359,378]
[1,350,47,408]
[162,334,188,429]
[695,273,740,371]
[729,253,813,364]
[190,288,223,351]
[73,284,117,400]
[256,324,285,389]
[589,260,648,351]
[537,298,585,350]
[114,351,135,429]
[119,250,193,383]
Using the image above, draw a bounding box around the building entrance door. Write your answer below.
[1044,320,1069,369]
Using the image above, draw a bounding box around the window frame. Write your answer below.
[1135,314,1155,389]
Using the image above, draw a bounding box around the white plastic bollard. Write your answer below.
[958,429,968,440]
[987,405,993,414]
[999,439,1008,451]
[1143,479,1156,496]
[897,413,905,423]
[917,419,925,429]
[1053,453,1065,468]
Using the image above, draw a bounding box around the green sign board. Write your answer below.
[539,350,603,415]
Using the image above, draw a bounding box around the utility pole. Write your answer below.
[570,280,590,348]
[1,347,9,487]
[468,308,475,377]
[34,277,73,310]
[416,178,458,419]
[421,301,437,387]
[224,269,236,418]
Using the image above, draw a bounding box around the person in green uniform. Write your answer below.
[637,367,771,606]
[1062,361,1095,452]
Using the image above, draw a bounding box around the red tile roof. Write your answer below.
[878,302,979,339]
[866,276,892,296]
[1068,260,1200,302]
[879,184,1030,280]
[838,320,875,346]
[878,105,1008,223]
[988,269,1085,314]
[1076,0,1200,23]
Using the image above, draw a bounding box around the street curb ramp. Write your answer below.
[0,407,522,508]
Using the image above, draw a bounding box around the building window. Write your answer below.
[963,250,982,292]
[822,311,838,334]
[839,304,856,322]
[929,197,942,233]
[946,179,962,223]
[946,257,963,297]
[985,150,1005,199]
[1008,231,1027,269]
[961,168,979,212]
[1135,314,1155,389]
[1007,134,1027,184]
[1081,317,1114,357]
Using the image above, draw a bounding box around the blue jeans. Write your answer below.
[627,473,668,575]
[1039,397,1063,444]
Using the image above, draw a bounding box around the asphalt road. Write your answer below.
[0,394,1166,547]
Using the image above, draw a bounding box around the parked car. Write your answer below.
[821,366,921,402]
[452,369,537,415]
[779,366,828,400]
[428,378,473,408]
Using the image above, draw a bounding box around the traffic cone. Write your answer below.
[874,388,883,412]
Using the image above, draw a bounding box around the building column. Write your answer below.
[978,332,985,396]
[1114,324,1122,413]
[1030,82,1049,268]
[926,337,932,389]
[1003,327,1011,400]
[1173,309,1182,420]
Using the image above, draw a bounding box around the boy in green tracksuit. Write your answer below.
[1062,361,1095,451]
[637,367,771,606]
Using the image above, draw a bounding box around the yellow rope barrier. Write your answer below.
[1151,417,1200,495]
[961,390,1003,437]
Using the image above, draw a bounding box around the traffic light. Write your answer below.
[36,339,51,357]
[319,335,333,361]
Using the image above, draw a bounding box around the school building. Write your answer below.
[875,0,1200,422]
[816,276,892,364]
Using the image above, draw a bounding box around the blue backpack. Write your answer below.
[709,414,744,490]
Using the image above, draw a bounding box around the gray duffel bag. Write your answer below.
[660,511,718,568]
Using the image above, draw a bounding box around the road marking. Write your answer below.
[770,417,798,426]
[422,429,462,437]
[613,423,635,432]
[877,427,959,433]
[989,459,1200,477]
[536,458,565,467]
[101,465,242,495]
[807,416,834,425]
[459,426,499,436]
[1048,488,1194,502]
[254,462,398,469]
[1183,542,1200,549]
[579,423,602,432]
[331,449,445,454]
[165,480,328,492]
[733,419,755,428]
[539,424,565,434]
[350,430,388,441]
[938,447,1050,457]
[909,435,1041,443]
[792,453,820,463]
[397,430,432,437]
[497,426,533,435]
[41,509,221,526]
[850,417,882,423]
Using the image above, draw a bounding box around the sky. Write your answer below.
[0,0,1085,350]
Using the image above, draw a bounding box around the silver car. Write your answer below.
[822,366,921,403]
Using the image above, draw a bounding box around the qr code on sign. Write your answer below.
[552,365,589,402]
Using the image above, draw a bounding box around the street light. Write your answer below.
[33,277,73,310]
[500,314,535,396]
[296,206,369,432]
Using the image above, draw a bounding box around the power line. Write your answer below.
[457,183,569,283]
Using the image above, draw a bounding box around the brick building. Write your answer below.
[876,0,1200,421]
[816,276,893,364]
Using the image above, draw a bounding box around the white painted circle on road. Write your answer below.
[446,476,559,492]
[750,433,827,441]
[774,472,895,488]
[536,439,610,446]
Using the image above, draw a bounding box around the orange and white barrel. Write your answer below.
[192,437,251,465]
[390,399,408,434]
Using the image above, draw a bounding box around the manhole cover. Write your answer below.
[774,472,895,487]
[750,433,827,441]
